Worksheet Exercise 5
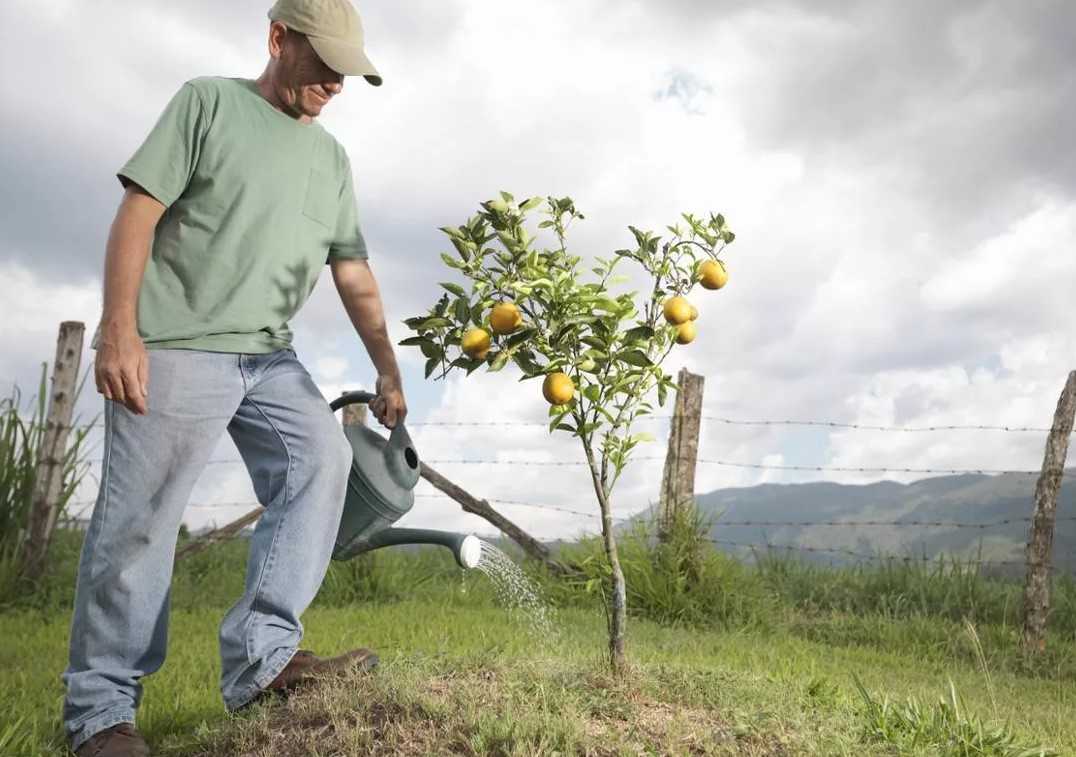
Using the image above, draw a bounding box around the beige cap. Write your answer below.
[268,0,382,86]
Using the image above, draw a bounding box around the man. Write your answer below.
[61,1,405,754]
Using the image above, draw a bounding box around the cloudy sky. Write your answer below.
[3,0,1074,540]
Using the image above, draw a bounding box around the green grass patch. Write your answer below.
[3,526,1073,754]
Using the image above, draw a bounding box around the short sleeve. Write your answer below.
[117,81,206,207]
[326,160,369,264]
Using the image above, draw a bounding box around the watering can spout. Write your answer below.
[335,526,483,569]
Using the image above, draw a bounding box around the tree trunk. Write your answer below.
[583,441,627,673]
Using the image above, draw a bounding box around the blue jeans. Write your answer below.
[62,348,353,751]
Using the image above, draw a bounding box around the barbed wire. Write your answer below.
[705,539,1075,574]
[28,416,1073,434]
[74,454,1053,477]
[413,492,636,521]
[418,456,1046,476]
[64,488,1073,535]
[711,516,1076,529]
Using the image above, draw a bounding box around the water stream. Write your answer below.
[472,540,557,638]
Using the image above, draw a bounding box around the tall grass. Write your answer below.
[542,508,777,629]
[0,364,96,604]
[854,675,1056,756]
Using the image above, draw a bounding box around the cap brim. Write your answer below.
[308,35,382,86]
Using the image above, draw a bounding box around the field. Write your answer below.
[2,529,1074,755]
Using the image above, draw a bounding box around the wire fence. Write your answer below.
[703,539,1073,574]
[48,405,1073,579]
[27,416,1076,434]
[76,454,1051,478]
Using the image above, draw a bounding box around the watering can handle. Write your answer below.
[329,390,377,412]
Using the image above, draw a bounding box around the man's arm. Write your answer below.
[95,184,167,415]
[330,257,407,428]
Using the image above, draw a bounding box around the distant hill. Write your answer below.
[688,470,1076,574]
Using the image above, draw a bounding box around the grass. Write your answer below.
[2,529,1073,756]
[2,603,1070,755]
[0,364,96,605]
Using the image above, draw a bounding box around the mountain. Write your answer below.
[690,470,1076,575]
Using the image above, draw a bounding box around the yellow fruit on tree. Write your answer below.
[663,296,693,325]
[461,328,491,360]
[689,304,699,321]
[542,372,575,405]
[699,259,729,290]
[675,321,697,345]
[489,302,523,334]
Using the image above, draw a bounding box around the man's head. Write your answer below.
[261,0,381,120]
[264,24,345,119]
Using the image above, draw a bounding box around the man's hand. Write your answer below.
[92,183,164,416]
[370,373,407,429]
[95,321,150,415]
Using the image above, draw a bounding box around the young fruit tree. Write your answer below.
[400,193,734,671]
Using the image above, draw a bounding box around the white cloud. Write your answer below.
[5,0,1076,542]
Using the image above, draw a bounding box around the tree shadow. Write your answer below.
[271,259,317,322]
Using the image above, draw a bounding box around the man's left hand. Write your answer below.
[370,374,407,429]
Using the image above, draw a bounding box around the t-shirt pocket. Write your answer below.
[302,167,339,228]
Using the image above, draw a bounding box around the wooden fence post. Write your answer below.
[1022,370,1076,654]
[23,321,84,580]
[658,368,704,541]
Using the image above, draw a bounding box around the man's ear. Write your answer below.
[268,21,289,59]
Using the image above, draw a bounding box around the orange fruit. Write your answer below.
[490,302,523,335]
[675,322,697,345]
[461,328,491,360]
[542,372,575,405]
[699,259,728,290]
[663,296,692,325]
[689,304,699,321]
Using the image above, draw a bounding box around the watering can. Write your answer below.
[329,390,482,569]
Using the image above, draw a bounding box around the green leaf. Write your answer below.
[417,317,453,329]
[440,281,468,298]
[617,349,653,367]
[440,252,463,269]
[520,196,544,212]
[488,350,511,372]
[555,422,576,434]
[454,298,471,325]
[548,410,570,432]
[628,225,649,249]
[398,336,427,347]
[450,237,472,261]
[512,350,543,375]
[505,327,537,349]
[420,341,442,359]
[582,384,601,403]
[424,356,439,379]
[623,325,655,342]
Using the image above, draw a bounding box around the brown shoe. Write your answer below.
[241,648,379,708]
[73,723,149,757]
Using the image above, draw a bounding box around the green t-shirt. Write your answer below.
[91,76,369,354]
